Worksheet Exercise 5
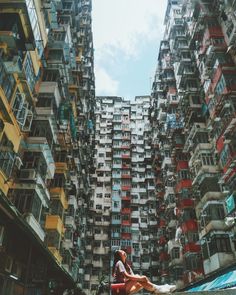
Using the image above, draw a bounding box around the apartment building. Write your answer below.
[150,0,236,291]
[91,96,158,293]
[0,1,95,294]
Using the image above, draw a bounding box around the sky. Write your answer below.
[92,0,168,100]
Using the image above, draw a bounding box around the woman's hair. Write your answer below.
[112,250,132,276]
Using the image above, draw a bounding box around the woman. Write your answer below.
[112,250,176,295]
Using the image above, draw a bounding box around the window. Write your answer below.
[94,241,101,247]
[103,240,110,247]
[122,215,130,221]
[121,240,131,247]
[178,170,190,180]
[113,201,119,208]
[205,204,225,221]
[201,153,215,166]
[215,75,226,96]
[171,247,180,259]
[220,145,230,167]
[122,226,131,233]
[96,205,102,210]
[185,254,202,270]
[111,239,120,246]
[133,243,139,251]
[112,214,121,221]
[206,234,232,257]
[9,189,41,221]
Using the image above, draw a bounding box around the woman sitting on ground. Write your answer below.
[112,249,176,295]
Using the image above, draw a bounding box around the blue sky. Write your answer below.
[92,0,168,100]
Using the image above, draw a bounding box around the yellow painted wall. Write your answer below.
[3,122,21,152]
[50,187,68,210]
[55,162,68,174]
[0,172,10,196]
[45,215,64,234]
[34,0,48,49]
[48,247,63,264]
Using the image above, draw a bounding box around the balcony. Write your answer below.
[168,240,181,253]
[121,208,131,214]
[94,233,109,240]
[50,187,68,210]
[65,216,76,230]
[132,262,141,269]
[121,185,131,191]
[0,151,15,180]
[199,214,229,240]
[140,222,148,228]
[45,215,64,235]
[183,242,201,254]
[169,257,184,267]
[141,262,150,270]
[149,220,158,226]
[122,220,131,226]
[159,251,170,261]
[23,137,55,179]
[63,237,73,249]
[147,184,155,190]
[122,154,131,159]
[182,219,198,234]
[131,211,139,218]
[175,179,192,193]
[203,246,235,275]
[0,5,35,51]
[121,173,131,179]
[93,247,109,255]
[122,195,131,201]
[68,195,78,210]
[161,157,172,170]
[93,260,103,268]
[24,213,45,242]
[55,162,68,174]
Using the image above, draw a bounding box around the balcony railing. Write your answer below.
[0,151,15,179]
[23,137,55,179]
[45,215,64,235]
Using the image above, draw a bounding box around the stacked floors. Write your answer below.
[93,96,158,291]
[130,97,157,281]
[0,0,95,294]
[150,0,236,290]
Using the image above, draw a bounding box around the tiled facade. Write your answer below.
[150,0,236,290]
[0,0,95,294]
[93,96,158,291]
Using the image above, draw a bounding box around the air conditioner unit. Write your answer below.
[19,169,37,180]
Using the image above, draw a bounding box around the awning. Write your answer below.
[188,270,236,292]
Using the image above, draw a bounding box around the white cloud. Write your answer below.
[92,0,168,96]
[92,0,167,58]
[95,65,119,95]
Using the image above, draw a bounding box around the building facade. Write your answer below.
[150,0,236,290]
[0,0,95,294]
[91,96,160,293]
